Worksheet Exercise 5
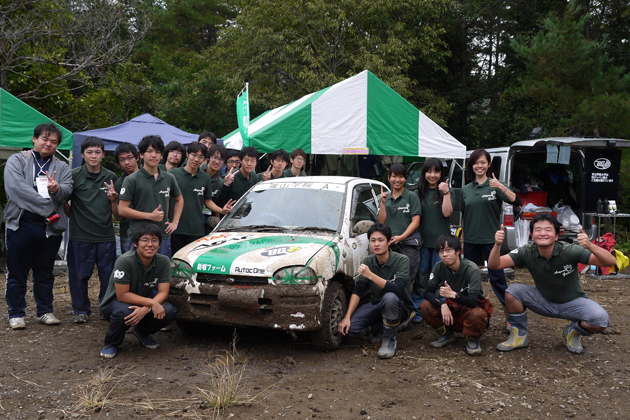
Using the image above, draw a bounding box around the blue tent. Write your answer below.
[72,113,199,168]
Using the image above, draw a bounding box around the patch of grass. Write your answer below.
[72,366,124,414]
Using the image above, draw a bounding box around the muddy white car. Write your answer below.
[170,176,387,350]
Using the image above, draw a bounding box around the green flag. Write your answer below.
[236,84,250,147]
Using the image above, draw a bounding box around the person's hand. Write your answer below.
[149,204,164,222]
[441,304,453,326]
[224,168,237,186]
[489,173,504,190]
[124,305,150,326]
[438,179,450,195]
[104,180,118,202]
[46,171,59,193]
[165,221,178,234]
[380,186,389,204]
[357,263,373,280]
[439,281,456,299]
[150,302,165,319]
[577,228,591,250]
[495,224,505,245]
[261,165,272,181]
[221,199,236,215]
[389,235,403,245]
[338,317,351,335]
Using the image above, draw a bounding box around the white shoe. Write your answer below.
[38,313,60,325]
[9,317,26,330]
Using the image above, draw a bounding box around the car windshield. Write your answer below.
[216,187,345,232]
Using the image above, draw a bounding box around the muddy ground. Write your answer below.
[0,261,629,420]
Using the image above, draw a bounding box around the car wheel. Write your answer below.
[309,282,348,351]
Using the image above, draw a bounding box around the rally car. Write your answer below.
[170,176,387,350]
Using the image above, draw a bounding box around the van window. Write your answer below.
[492,156,501,179]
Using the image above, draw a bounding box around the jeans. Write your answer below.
[67,240,116,315]
[346,293,405,338]
[102,300,177,348]
[5,221,63,318]
[412,247,443,311]
[464,242,507,305]
[126,237,171,258]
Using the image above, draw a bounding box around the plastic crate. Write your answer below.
[516,191,548,207]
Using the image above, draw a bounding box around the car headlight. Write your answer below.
[171,259,195,280]
[272,266,318,285]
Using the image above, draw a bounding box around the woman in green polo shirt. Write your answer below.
[461,149,520,322]
[378,163,421,320]
[414,158,454,322]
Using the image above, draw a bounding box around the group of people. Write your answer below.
[338,151,615,359]
[4,124,308,358]
[4,128,615,360]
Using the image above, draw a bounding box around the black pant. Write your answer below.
[171,234,202,256]
[102,300,177,348]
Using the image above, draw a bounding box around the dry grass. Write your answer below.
[72,366,125,414]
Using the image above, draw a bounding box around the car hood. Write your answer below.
[175,231,340,277]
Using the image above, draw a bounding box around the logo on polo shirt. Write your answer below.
[388,274,397,283]
[429,273,434,281]
[158,187,171,197]
[397,203,410,213]
[120,188,126,195]
[193,187,206,196]
[144,277,159,287]
[100,186,108,193]
[482,191,497,201]
[510,249,518,254]
[554,264,574,277]
[113,270,125,279]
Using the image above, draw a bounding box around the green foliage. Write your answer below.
[511,3,630,138]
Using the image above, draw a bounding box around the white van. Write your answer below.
[449,137,630,250]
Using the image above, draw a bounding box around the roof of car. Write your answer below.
[264,176,380,185]
[510,137,630,148]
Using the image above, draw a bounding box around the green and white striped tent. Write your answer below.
[223,70,465,158]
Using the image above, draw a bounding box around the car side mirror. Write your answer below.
[352,220,374,236]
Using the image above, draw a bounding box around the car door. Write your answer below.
[345,182,381,276]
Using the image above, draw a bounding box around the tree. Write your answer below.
[511,4,630,138]
[212,0,453,124]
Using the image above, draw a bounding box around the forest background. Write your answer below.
[3,0,630,236]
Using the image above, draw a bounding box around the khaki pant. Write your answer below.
[420,299,493,337]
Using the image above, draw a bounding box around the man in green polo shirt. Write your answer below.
[99,223,177,359]
[114,142,140,255]
[420,234,493,355]
[338,223,413,359]
[201,144,229,234]
[269,149,289,179]
[219,146,270,203]
[283,148,307,177]
[119,135,183,258]
[66,136,119,324]
[489,213,616,354]
[170,142,235,255]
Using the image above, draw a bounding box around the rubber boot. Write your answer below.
[377,318,398,359]
[398,311,416,332]
[563,321,590,355]
[503,305,511,333]
[465,335,482,356]
[430,324,455,348]
[496,311,529,351]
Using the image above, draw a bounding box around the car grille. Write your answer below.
[196,273,270,285]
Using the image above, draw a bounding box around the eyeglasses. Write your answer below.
[293,157,305,162]
[188,153,206,161]
[119,156,137,163]
[138,237,160,245]
[437,248,456,255]
[227,159,240,164]
[210,156,225,162]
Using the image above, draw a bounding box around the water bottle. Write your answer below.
[597,198,603,214]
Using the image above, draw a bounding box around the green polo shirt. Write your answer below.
[427,257,484,298]
[270,172,286,180]
[99,249,171,311]
[209,171,224,199]
[283,168,306,177]
[170,167,213,236]
[418,187,454,249]
[68,166,117,243]
[119,167,182,238]
[508,242,592,304]
[384,189,421,237]
[114,170,135,238]
[354,251,414,317]
[461,179,513,244]
[226,170,262,202]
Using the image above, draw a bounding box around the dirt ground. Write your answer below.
[0,261,629,420]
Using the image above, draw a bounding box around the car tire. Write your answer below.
[309,282,348,351]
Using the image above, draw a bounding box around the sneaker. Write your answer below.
[38,313,60,325]
[377,337,397,359]
[465,335,482,356]
[100,346,118,359]
[9,317,26,330]
[133,329,160,349]
[73,314,89,324]
[412,314,423,324]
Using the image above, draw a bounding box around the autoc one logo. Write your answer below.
[594,158,611,170]
[261,246,302,257]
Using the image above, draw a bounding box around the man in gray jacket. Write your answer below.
[4,124,73,330]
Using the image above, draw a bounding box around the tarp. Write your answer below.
[223,70,465,159]
[0,88,74,153]
[72,113,198,167]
